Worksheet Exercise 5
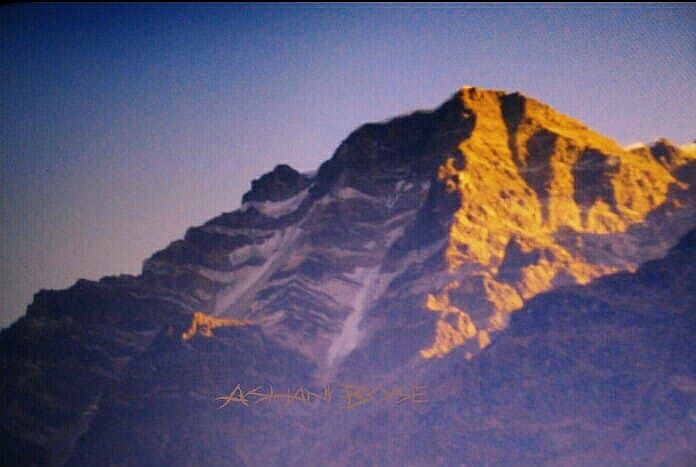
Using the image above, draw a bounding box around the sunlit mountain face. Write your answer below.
[2,87,695,466]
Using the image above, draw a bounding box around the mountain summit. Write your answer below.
[2,87,695,466]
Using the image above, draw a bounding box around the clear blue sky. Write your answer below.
[1,4,694,327]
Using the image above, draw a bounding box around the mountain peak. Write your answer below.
[242,164,311,203]
[416,86,693,358]
[459,85,625,154]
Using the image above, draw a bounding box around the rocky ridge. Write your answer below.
[1,87,695,466]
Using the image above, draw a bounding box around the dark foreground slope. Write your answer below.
[60,229,695,467]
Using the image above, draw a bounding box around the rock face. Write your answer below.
[242,164,311,203]
[1,87,695,466]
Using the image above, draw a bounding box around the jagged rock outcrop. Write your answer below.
[242,164,311,203]
[1,87,694,466]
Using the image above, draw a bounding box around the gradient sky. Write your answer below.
[1,4,694,327]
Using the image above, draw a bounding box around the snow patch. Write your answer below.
[383,208,418,228]
[394,180,414,193]
[242,187,309,218]
[624,142,647,151]
[385,225,406,245]
[227,244,263,268]
[337,187,376,201]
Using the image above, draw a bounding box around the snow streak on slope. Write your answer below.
[326,266,380,368]
[212,226,303,316]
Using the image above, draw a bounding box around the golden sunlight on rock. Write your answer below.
[421,87,691,359]
[181,311,251,341]
[421,281,478,358]
[478,330,490,349]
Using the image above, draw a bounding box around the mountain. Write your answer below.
[1,87,695,466]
